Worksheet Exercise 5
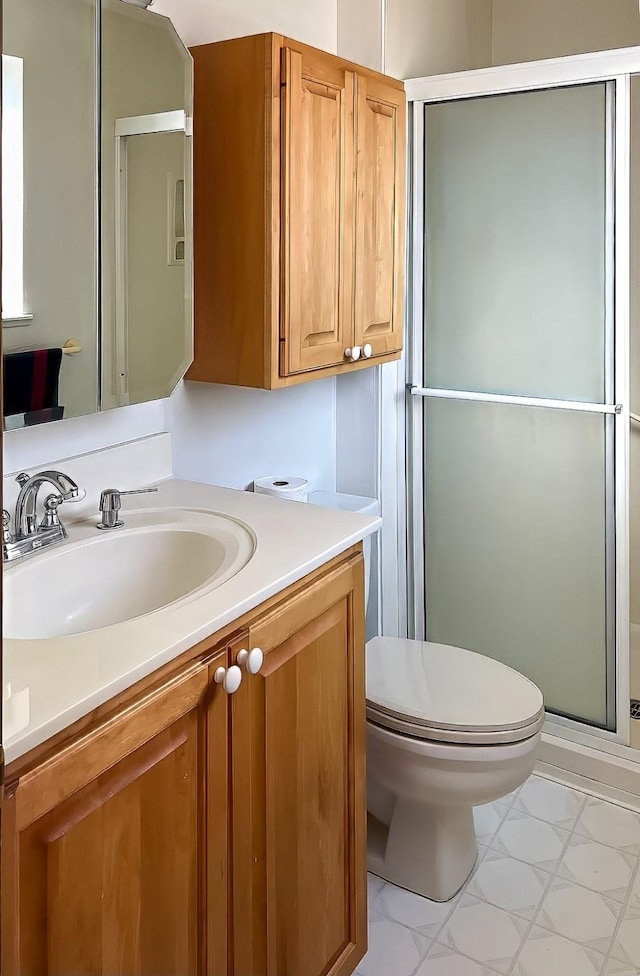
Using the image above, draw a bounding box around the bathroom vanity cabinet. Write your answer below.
[1,548,366,976]
[187,33,406,389]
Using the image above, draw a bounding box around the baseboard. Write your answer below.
[537,732,640,812]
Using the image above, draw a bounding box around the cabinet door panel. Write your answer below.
[268,601,351,975]
[281,47,355,374]
[2,653,230,976]
[232,558,367,976]
[13,715,199,976]
[354,75,405,356]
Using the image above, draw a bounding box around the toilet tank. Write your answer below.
[308,491,380,613]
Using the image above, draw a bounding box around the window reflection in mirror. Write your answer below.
[2,0,99,429]
[2,55,25,321]
[1,0,193,430]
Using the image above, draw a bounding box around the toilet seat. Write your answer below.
[366,637,545,746]
[366,704,544,745]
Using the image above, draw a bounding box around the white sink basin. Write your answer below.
[4,508,255,639]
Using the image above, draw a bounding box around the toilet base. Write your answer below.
[365,711,542,903]
[367,800,478,902]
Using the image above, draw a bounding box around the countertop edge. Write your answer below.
[4,487,380,765]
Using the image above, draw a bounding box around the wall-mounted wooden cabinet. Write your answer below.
[187,34,406,390]
[1,551,366,976]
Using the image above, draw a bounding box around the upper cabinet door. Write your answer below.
[354,75,406,356]
[281,47,355,375]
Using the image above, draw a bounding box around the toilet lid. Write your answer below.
[366,637,544,744]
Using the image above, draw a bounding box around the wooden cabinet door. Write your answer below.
[231,557,367,976]
[1,652,230,976]
[354,75,406,357]
[280,46,355,375]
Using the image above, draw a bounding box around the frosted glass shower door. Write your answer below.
[421,83,615,729]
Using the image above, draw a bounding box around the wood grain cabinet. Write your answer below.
[1,649,230,976]
[1,551,366,976]
[231,556,366,976]
[186,34,405,390]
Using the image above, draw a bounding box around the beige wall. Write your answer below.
[337,0,382,71]
[385,0,492,80]
[492,0,640,65]
[384,0,640,80]
[4,0,99,420]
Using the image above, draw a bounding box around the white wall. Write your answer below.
[152,0,336,49]
[3,399,167,475]
[4,0,339,496]
[169,380,336,490]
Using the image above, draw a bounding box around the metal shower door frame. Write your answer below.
[392,48,637,747]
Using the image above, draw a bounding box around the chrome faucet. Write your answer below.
[15,470,80,536]
[3,470,81,563]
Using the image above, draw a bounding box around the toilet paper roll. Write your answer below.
[254,476,309,502]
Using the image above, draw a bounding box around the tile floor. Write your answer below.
[358,775,640,976]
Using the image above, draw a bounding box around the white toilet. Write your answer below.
[366,637,543,901]
[309,491,544,904]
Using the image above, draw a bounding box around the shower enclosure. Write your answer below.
[402,51,639,748]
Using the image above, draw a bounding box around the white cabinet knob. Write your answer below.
[363,343,373,358]
[214,664,243,694]
[345,347,361,362]
[237,647,264,675]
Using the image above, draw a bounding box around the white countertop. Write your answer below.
[3,478,381,765]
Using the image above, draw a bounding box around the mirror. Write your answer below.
[1,0,193,430]
[101,0,193,410]
[2,0,100,428]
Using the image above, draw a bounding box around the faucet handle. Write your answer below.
[2,510,13,544]
[2,510,14,561]
[40,494,64,529]
[15,472,30,488]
